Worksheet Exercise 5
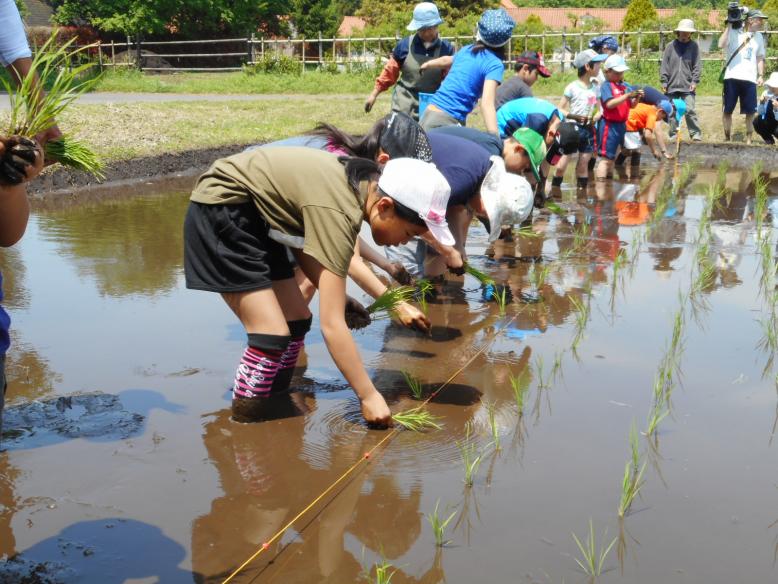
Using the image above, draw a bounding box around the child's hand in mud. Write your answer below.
[0,136,43,186]
[387,261,413,285]
[445,249,465,275]
[361,390,393,428]
[345,295,371,330]
[394,301,431,334]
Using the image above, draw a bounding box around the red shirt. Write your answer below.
[600,81,631,123]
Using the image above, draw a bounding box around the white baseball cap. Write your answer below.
[480,156,534,242]
[604,54,629,72]
[766,72,778,89]
[378,158,455,246]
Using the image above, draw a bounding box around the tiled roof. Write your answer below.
[501,5,722,30]
[23,0,54,28]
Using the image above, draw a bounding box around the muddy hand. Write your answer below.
[446,248,464,275]
[388,262,413,285]
[0,136,43,186]
[395,301,431,334]
[361,391,393,428]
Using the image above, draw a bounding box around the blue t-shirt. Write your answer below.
[429,44,504,123]
[496,97,562,138]
[1,271,9,355]
[428,132,493,207]
[430,126,504,158]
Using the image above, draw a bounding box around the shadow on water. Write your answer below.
[0,518,196,584]
[1,388,184,451]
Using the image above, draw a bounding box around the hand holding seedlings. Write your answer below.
[361,390,393,428]
[0,135,43,186]
[394,301,431,333]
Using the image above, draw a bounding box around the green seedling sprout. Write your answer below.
[486,401,500,451]
[544,200,566,216]
[371,558,397,584]
[393,407,442,432]
[457,422,483,487]
[402,370,424,400]
[618,423,647,518]
[427,500,456,547]
[509,370,530,415]
[533,355,547,390]
[571,519,617,577]
[416,279,433,315]
[2,34,104,176]
[495,285,508,316]
[646,403,669,437]
[367,286,415,317]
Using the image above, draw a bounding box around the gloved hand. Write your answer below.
[0,136,42,186]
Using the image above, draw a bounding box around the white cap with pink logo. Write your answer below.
[378,158,455,246]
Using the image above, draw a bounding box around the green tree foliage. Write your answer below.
[50,0,291,38]
[623,0,659,32]
[293,0,340,38]
[357,0,498,37]
[14,0,28,19]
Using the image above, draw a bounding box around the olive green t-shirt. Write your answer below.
[190,147,366,278]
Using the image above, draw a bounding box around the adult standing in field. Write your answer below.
[0,0,62,441]
[364,3,455,121]
[494,50,551,110]
[661,19,702,141]
[719,8,767,144]
[419,8,515,135]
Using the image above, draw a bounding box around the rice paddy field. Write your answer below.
[1,158,777,583]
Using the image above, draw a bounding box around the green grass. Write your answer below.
[427,500,456,547]
[572,519,617,578]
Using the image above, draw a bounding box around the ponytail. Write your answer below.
[309,119,387,159]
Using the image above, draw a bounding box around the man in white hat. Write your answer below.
[718,8,768,143]
[364,2,455,120]
[661,19,702,141]
[754,72,778,144]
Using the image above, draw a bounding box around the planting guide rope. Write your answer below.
[221,313,518,584]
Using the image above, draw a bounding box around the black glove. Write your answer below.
[0,136,38,186]
[533,175,546,209]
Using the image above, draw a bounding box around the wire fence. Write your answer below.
[75,29,778,73]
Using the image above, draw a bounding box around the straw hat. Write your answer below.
[766,72,778,89]
[675,19,697,33]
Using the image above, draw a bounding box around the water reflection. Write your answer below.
[34,190,189,298]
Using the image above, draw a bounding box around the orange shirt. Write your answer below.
[626,103,658,132]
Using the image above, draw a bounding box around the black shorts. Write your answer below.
[184,202,295,293]
[723,78,757,115]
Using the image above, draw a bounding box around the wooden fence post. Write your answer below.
[135,34,142,71]
[542,31,546,59]
[637,28,642,60]
[561,28,566,71]
[347,37,352,72]
[111,39,115,66]
[363,35,367,69]
[261,36,265,60]
[579,31,583,53]
[97,42,103,70]
[302,37,306,74]
[318,31,323,69]
[524,31,528,52]
[248,33,255,66]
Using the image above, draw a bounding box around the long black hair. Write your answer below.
[310,119,387,159]
[338,156,425,228]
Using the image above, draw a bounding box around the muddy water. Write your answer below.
[1,163,777,583]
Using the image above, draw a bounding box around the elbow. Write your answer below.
[0,224,27,248]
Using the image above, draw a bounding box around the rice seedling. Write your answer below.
[509,370,530,415]
[568,294,590,352]
[628,231,642,278]
[533,355,547,390]
[571,519,617,577]
[528,262,551,295]
[515,226,542,238]
[646,402,669,437]
[485,401,500,451]
[401,370,424,400]
[457,422,484,487]
[427,500,456,547]
[371,558,397,584]
[618,423,647,518]
[550,351,564,384]
[544,200,566,216]
[367,286,415,317]
[463,263,495,286]
[44,135,105,179]
[752,163,769,237]
[416,279,433,315]
[393,407,442,432]
[2,35,103,174]
[494,285,509,316]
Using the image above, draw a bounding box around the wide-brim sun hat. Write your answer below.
[379,112,433,162]
[766,72,778,89]
[378,158,454,246]
[477,9,516,48]
[511,127,546,182]
[675,18,697,33]
[407,2,443,31]
[480,156,534,242]
[604,54,629,72]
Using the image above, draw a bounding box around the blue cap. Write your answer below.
[658,100,673,118]
[589,35,619,53]
[477,9,516,48]
[407,2,443,31]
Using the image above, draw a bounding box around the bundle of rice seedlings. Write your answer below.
[2,34,103,176]
[463,263,495,286]
[544,201,566,216]
[416,279,434,314]
[366,286,415,317]
[44,135,104,179]
[393,407,442,432]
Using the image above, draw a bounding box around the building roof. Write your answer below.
[23,0,54,27]
[338,15,367,37]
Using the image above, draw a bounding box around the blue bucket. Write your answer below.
[418,92,434,118]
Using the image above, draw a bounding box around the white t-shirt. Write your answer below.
[725,30,765,83]
[563,78,599,118]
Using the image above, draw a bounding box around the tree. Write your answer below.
[14,0,28,19]
[622,0,659,31]
[292,0,340,38]
[50,0,292,38]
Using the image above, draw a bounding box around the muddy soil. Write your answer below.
[1,160,778,583]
